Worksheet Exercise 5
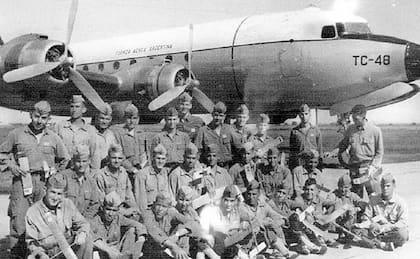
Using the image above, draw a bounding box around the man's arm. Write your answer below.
[134,171,149,211]
[54,134,70,170]
[371,127,384,168]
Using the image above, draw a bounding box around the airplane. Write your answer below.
[0,0,419,124]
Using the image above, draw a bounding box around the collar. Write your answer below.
[103,166,122,177]
[380,194,396,205]
[179,113,192,121]
[63,119,89,131]
[24,125,49,136]
[40,198,63,214]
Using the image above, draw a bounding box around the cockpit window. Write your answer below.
[321,25,336,38]
[336,22,371,36]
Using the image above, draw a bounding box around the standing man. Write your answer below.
[60,144,102,222]
[0,101,70,258]
[92,103,118,169]
[249,113,280,163]
[338,104,384,197]
[195,101,235,168]
[231,104,253,163]
[177,92,205,142]
[289,104,323,170]
[134,144,173,211]
[54,95,97,167]
[112,104,148,182]
[203,144,233,190]
[25,173,92,259]
[152,107,190,169]
[229,142,257,190]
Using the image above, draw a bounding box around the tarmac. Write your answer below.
[0,161,418,258]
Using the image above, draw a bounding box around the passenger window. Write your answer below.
[321,25,336,38]
[98,63,104,71]
[113,61,120,70]
[129,59,137,65]
[82,65,89,71]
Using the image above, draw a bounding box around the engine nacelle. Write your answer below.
[0,34,72,84]
[116,62,191,100]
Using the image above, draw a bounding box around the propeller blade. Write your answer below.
[2,62,61,83]
[68,68,107,112]
[65,0,79,55]
[188,24,193,80]
[191,87,214,112]
[148,85,188,111]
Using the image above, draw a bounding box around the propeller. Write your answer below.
[2,0,106,112]
[147,23,214,112]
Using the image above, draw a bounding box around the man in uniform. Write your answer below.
[0,101,70,258]
[289,104,323,170]
[142,192,205,259]
[231,104,253,163]
[249,113,280,163]
[338,104,384,197]
[152,107,190,169]
[54,95,98,167]
[25,174,92,259]
[239,181,297,259]
[177,92,205,142]
[91,192,147,259]
[202,144,233,191]
[134,144,173,211]
[95,144,138,216]
[92,103,118,169]
[112,104,148,183]
[292,149,324,198]
[229,142,257,190]
[354,173,409,251]
[169,143,211,198]
[60,144,102,222]
[195,101,236,168]
[257,147,293,198]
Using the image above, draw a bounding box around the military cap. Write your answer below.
[239,142,254,153]
[104,191,122,209]
[246,180,260,192]
[275,183,288,192]
[351,104,367,116]
[236,104,249,116]
[298,149,319,160]
[205,144,219,154]
[73,144,90,159]
[33,101,51,115]
[222,185,241,199]
[299,104,310,112]
[108,143,123,155]
[185,143,198,156]
[165,107,179,117]
[124,104,138,117]
[304,178,317,188]
[99,103,113,116]
[154,192,172,207]
[338,174,352,187]
[47,173,66,189]
[71,95,85,104]
[267,147,279,157]
[177,185,197,200]
[258,113,270,124]
[178,92,193,103]
[153,144,167,156]
[212,101,227,114]
[381,173,396,184]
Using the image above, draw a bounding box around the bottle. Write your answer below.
[17,152,32,196]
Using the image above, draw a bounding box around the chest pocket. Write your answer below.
[361,136,374,146]
[39,143,54,155]
[145,174,157,192]
[176,142,184,150]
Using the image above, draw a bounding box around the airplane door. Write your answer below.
[278,42,303,78]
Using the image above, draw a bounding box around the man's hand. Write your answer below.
[240,221,250,230]
[9,163,26,177]
[75,232,87,245]
[172,245,190,259]
[107,246,123,258]
[369,222,382,235]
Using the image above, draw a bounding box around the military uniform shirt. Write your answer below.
[177,113,205,142]
[289,124,323,169]
[257,164,293,197]
[229,162,257,189]
[134,166,173,211]
[92,128,118,169]
[0,125,70,171]
[152,129,190,164]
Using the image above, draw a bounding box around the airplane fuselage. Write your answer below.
[1,7,419,121]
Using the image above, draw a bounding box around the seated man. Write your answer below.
[239,181,297,259]
[60,144,102,222]
[25,174,92,259]
[268,184,294,218]
[292,149,323,198]
[95,144,138,217]
[354,173,409,251]
[91,192,147,259]
[257,147,293,198]
[229,142,257,190]
[143,192,206,259]
[287,179,330,255]
[327,174,364,248]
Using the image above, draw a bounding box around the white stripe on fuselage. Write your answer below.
[70,7,367,66]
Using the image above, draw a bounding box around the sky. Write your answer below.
[0,0,420,124]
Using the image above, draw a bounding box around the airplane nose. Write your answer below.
[405,42,420,81]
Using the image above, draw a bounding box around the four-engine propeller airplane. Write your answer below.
[0,0,419,123]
